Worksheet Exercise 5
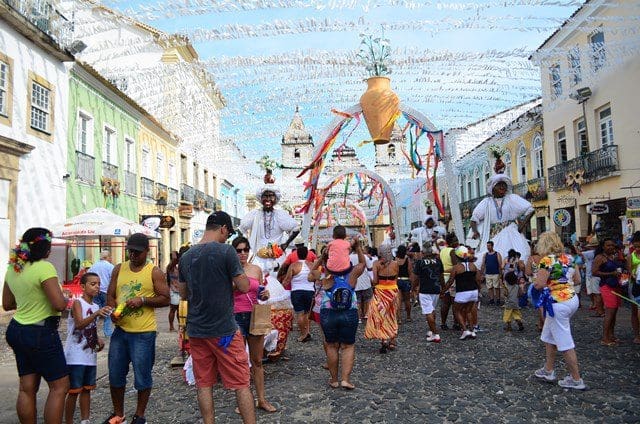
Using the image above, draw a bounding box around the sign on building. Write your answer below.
[586,203,609,215]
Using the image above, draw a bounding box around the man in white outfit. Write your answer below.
[470,173,534,264]
[239,185,300,273]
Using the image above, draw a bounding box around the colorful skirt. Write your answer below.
[364,284,399,341]
[267,308,293,360]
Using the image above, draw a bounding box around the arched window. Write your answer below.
[517,142,527,183]
[466,175,472,201]
[387,144,396,160]
[503,150,512,179]
[482,162,490,195]
[294,148,300,160]
[458,176,465,201]
[532,134,544,178]
[474,167,481,199]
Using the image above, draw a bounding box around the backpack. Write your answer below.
[327,275,354,310]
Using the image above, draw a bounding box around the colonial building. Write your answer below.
[530,0,640,243]
[0,0,74,286]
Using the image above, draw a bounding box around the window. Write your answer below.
[503,150,512,179]
[555,128,567,163]
[193,162,199,189]
[103,126,116,165]
[204,170,209,194]
[180,154,187,183]
[168,161,177,188]
[568,46,581,86]
[517,143,527,183]
[550,64,562,97]
[30,81,51,133]
[156,153,165,182]
[125,138,135,171]
[387,144,396,160]
[598,106,614,146]
[483,163,490,194]
[459,177,464,201]
[466,177,472,200]
[142,146,151,178]
[294,148,300,160]
[77,112,93,154]
[590,30,606,72]
[474,168,480,198]
[574,118,589,156]
[532,134,544,178]
[0,60,8,116]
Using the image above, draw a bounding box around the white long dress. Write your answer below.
[240,208,300,272]
[470,193,534,265]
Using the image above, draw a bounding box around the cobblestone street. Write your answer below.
[1,302,639,423]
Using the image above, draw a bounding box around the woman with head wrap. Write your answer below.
[470,170,534,266]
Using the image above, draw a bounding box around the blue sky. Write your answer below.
[105,0,583,169]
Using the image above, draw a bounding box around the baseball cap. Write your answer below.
[206,211,236,235]
[126,233,150,252]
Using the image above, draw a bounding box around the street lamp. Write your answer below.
[156,197,167,215]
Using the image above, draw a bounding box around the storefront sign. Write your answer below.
[140,215,161,231]
[159,216,176,229]
[586,203,609,215]
[553,209,571,227]
[628,197,640,210]
[178,205,193,217]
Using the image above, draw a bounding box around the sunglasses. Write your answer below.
[235,247,250,254]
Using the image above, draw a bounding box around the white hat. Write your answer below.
[486,174,512,196]
[256,185,281,203]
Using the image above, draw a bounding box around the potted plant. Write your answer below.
[357,32,399,145]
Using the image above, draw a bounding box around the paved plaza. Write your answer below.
[1,303,639,423]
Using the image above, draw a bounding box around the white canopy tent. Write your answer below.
[50,208,160,239]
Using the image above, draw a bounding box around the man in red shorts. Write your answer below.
[178,211,255,424]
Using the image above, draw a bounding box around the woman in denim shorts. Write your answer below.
[309,243,366,390]
[3,228,70,423]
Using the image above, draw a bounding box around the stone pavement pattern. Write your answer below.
[1,303,640,423]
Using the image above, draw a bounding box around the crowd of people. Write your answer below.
[3,209,639,423]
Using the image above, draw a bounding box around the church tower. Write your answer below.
[374,123,405,183]
[280,106,314,207]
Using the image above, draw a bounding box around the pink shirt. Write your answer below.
[233,276,260,313]
[327,239,351,272]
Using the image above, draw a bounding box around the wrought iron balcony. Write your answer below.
[141,177,155,200]
[75,151,94,185]
[123,170,136,196]
[155,182,167,201]
[180,183,195,203]
[102,162,118,180]
[168,188,179,208]
[513,177,547,202]
[3,0,72,47]
[194,190,206,210]
[548,144,619,191]
[205,195,215,212]
[459,195,487,220]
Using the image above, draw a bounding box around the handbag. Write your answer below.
[248,294,273,336]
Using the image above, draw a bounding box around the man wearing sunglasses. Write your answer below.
[104,233,169,424]
[239,185,300,273]
[178,211,256,424]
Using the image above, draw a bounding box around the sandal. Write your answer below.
[258,401,277,413]
[590,313,605,318]
[388,343,397,351]
[379,343,388,354]
[328,380,340,388]
[600,340,618,347]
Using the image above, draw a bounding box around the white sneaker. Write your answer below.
[427,333,441,343]
[534,367,556,382]
[470,330,477,339]
[558,375,586,390]
[426,331,433,338]
[459,330,472,340]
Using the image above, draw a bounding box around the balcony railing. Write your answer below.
[513,177,548,202]
[168,188,179,208]
[459,195,487,219]
[180,183,194,203]
[205,195,215,212]
[102,162,118,180]
[123,170,136,196]
[548,144,619,191]
[76,151,94,185]
[3,0,72,47]
[141,177,155,200]
[194,189,206,210]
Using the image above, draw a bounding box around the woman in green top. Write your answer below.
[3,227,70,424]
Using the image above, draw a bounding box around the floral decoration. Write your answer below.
[357,32,392,77]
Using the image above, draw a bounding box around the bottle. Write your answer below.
[112,302,126,318]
